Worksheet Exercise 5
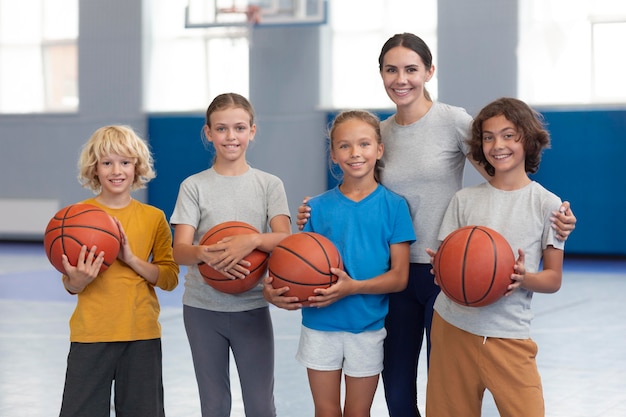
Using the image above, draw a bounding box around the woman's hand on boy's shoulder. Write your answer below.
[551,201,576,241]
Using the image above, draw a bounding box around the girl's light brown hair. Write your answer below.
[202,93,256,153]
[78,125,156,193]
[328,110,383,183]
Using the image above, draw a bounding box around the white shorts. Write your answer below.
[295,325,386,377]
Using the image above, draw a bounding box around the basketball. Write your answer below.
[434,225,515,307]
[44,203,121,274]
[268,232,342,305]
[198,221,269,294]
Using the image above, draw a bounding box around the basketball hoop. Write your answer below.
[185,0,327,31]
[209,3,261,44]
[215,4,261,26]
[245,5,261,25]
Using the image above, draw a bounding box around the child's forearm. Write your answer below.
[520,247,563,294]
[521,269,562,293]
[173,243,205,266]
[124,255,160,285]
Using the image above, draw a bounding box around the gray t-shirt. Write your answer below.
[380,101,472,263]
[170,166,291,312]
[434,181,565,339]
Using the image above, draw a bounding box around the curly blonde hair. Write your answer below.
[78,125,156,193]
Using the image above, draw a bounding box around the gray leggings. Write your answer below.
[183,305,276,417]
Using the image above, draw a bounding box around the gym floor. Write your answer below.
[1,241,625,416]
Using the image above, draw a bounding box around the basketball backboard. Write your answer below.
[185,0,327,28]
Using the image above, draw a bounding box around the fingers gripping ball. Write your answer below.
[268,232,343,305]
[198,221,269,294]
[434,225,515,307]
[44,204,121,274]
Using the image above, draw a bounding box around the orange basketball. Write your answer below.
[268,232,342,306]
[434,225,515,307]
[44,203,121,274]
[198,221,269,294]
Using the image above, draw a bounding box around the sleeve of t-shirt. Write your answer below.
[266,176,291,227]
[170,178,200,228]
[391,197,417,245]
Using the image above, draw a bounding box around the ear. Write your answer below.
[330,147,338,164]
[204,125,212,142]
[377,142,384,160]
[425,64,436,82]
[249,123,257,141]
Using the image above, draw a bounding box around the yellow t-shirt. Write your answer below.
[66,198,179,342]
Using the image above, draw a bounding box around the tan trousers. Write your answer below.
[426,312,544,417]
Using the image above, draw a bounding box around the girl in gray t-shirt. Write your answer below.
[170,93,291,417]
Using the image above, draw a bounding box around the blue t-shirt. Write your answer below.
[302,184,416,333]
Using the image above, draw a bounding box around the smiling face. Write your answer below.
[380,46,434,109]
[205,106,256,164]
[481,114,527,179]
[331,118,383,183]
[95,153,136,198]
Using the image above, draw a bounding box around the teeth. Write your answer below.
[493,154,510,160]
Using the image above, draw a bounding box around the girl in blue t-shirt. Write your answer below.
[264,110,415,416]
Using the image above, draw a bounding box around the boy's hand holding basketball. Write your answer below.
[425,248,437,283]
[61,245,104,293]
[506,248,526,296]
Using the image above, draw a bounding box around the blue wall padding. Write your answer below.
[532,109,626,256]
[147,114,212,220]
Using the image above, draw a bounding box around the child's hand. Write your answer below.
[425,248,439,285]
[506,248,526,296]
[307,267,355,308]
[114,218,135,265]
[296,197,311,231]
[551,201,576,241]
[201,236,253,279]
[61,244,104,293]
[262,276,302,310]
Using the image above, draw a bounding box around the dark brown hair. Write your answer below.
[378,33,433,102]
[469,97,551,176]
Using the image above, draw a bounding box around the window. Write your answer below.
[145,0,249,112]
[146,0,436,112]
[592,20,626,101]
[327,0,437,109]
[0,0,78,113]
[518,0,626,105]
